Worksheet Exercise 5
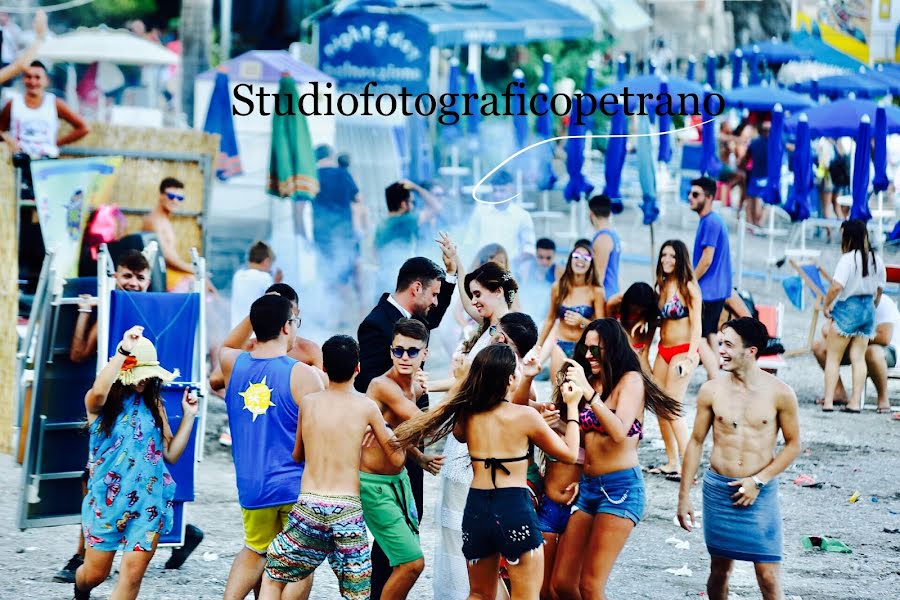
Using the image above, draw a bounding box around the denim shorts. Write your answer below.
[536,494,573,535]
[832,295,875,338]
[573,466,645,525]
[461,487,543,563]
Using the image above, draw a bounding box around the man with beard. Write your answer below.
[678,318,800,600]
[357,237,458,599]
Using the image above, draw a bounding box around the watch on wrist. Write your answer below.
[751,475,765,489]
[118,346,132,357]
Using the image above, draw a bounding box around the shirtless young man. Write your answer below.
[678,317,801,600]
[261,335,405,600]
[142,177,206,292]
[362,319,444,600]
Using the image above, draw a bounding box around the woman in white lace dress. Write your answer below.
[434,261,519,600]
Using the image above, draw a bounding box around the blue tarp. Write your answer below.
[331,0,594,47]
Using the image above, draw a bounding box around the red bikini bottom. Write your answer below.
[657,342,695,364]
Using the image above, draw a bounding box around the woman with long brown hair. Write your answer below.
[74,326,198,600]
[550,319,680,600]
[650,240,702,480]
[537,242,606,378]
[395,345,582,600]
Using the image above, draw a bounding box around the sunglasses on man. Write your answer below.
[689,190,705,199]
[166,192,185,202]
[391,346,423,359]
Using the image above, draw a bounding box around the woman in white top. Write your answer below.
[433,259,519,600]
[822,220,887,412]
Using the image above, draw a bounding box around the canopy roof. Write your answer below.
[197,51,333,84]
[325,0,594,46]
[37,27,178,66]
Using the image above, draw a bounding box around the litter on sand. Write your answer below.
[800,536,852,553]
[793,474,816,486]
[665,536,691,550]
[848,491,861,503]
[665,564,693,576]
[201,551,219,562]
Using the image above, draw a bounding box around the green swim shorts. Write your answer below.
[359,469,422,566]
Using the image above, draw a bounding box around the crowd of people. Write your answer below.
[75,170,900,600]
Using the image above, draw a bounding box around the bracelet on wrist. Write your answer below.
[78,307,92,313]
[566,418,579,425]
[117,346,132,357]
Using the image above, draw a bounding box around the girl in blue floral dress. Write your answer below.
[74,326,198,600]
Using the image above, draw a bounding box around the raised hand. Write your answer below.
[181,388,199,417]
[121,326,144,352]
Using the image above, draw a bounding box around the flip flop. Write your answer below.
[649,466,679,476]
[665,472,683,482]
[840,407,861,414]
[821,407,835,413]
[876,407,892,414]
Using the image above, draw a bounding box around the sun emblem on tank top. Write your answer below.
[239,377,276,421]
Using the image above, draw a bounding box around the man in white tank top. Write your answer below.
[0,59,89,159]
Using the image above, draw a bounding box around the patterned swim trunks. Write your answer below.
[265,492,371,600]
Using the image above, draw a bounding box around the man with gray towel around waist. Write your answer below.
[677,317,801,600]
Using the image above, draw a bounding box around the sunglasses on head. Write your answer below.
[166,192,185,202]
[391,346,422,359]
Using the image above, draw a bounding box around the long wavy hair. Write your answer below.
[552,243,602,318]
[461,262,518,354]
[554,318,681,422]
[97,378,165,438]
[840,219,878,278]
[619,282,658,332]
[654,240,696,311]
[394,344,517,449]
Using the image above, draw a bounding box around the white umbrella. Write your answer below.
[37,27,179,66]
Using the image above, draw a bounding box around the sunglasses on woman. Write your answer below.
[391,346,422,359]
[586,345,604,358]
[571,252,592,262]
[488,324,498,337]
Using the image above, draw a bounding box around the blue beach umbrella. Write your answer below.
[465,68,481,151]
[535,83,556,191]
[748,46,763,85]
[636,115,658,225]
[203,70,243,180]
[658,80,673,164]
[441,58,462,146]
[723,84,813,112]
[764,104,785,205]
[603,103,626,213]
[513,69,528,150]
[700,88,722,178]
[597,74,705,114]
[784,98,900,138]
[686,55,696,81]
[809,78,820,102]
[585,62,596,96]
[851,115,873,222]
[873,106,889,194]
[785,113,813,222]
[705,51,717,87]
[542,54,554,91]
[738,39,813,65]
[616,55,627,82]
[563,94,594,202]
[791,74,888,100]
[731,49,743,89]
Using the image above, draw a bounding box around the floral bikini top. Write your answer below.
[660,294,688,320]
[579,406,644,440]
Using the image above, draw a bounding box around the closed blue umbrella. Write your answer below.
[617,55,627,82]
[658,80,673,164]
[597,74,705,113]
[851,115,873,222]
[873,106,889,193]
[648,59,657,75]
[535,83,556,191]
[585,61,595,95]
[809,78,819,102]
[563,94,594,202]
[764,104,785,205]
[686,55,696,81]
[441,58,461,146]
[748,46,763,85]
[542,54,554,91]
[204,70,243,180]
[700,88,722,177]
[636,115,658,225]
[705,51,717,87]
[466,69,481,142]
[603,103,626,213]
[731,49,743,89]
[513,69,528,150]
[785,113,813,222]
[409,114,433,182]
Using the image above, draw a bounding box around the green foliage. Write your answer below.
[44,0,157,29]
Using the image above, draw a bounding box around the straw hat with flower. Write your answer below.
[116,337,179,386]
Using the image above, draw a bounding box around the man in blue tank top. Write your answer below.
[219,294,325,600]
[589,194,621,296]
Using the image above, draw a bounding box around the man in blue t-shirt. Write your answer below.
[313,145,361,287]
[690,176,733,380]
[739,121,769,227]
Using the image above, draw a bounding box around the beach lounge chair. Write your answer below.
[757,303,786,374]
[786,259,832,357]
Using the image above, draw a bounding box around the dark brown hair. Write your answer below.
[97,379,165,438]
[552,245,602,319]
[655,240,696,310]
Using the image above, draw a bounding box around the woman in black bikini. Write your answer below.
[394,345,581,600]
[651,240,702,480]
[550,319,680,600]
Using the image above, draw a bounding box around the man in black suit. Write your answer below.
[357,238,458,599]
